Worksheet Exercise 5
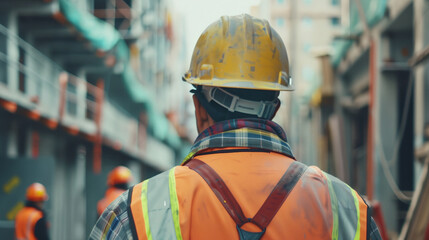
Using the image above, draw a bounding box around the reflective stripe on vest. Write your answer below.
[136,168,182,240]
[26,211,39,240]
[323,172,367,240]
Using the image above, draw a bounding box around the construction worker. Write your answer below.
[90,14,382,239]
[97,166,133,217]
[15,183,50,240]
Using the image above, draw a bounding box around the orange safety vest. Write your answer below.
[15,207,43,240]
[97,187,126,216]
[129,150,368,239]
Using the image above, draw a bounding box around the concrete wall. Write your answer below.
[376,66,401,231]
[0,109,157,239]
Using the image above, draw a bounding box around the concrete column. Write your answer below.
[50,138,67,240]
[76,70,88,121]
[375,32,399,231]
[25,35,41,104]
[413,0,426,149]
[0,12,8,85]
[6,11,18,92]
[69,146,87,240]
[0,111,10,158]
[6,121,18,158]
[51,140,86,240]
[412,0,429,190]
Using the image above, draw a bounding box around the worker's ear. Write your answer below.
[193,95,213,133]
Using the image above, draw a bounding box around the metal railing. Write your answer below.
[102,101,146,154]
[0,24,61,119]
[0,23,146,156]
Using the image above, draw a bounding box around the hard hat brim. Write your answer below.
[183,76,295,91]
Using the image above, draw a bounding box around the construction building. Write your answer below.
[252,0,429,238]
[251,0,343,166]
[0,0,191,239]
[255,0,429,238]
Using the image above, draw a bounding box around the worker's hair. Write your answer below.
[193,86,280,122]
[113,183,129,190]
[25,201,42,208]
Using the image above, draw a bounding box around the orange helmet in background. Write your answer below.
[107,166,132,186]
[26,183,48,202]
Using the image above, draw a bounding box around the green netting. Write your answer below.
[59,0,183,150]
[116,41,153,107]
[116,42,182,149]
[147,107,182,149]
[331,38,353,68]
[331,0,387,67]
[58,0,120,51]
[349,0,388,33]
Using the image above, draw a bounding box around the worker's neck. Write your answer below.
[193,95,216,133]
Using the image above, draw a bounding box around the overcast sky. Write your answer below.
[171,0,260,60]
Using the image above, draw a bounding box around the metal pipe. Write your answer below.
[367,38,376,201]
[352,0,375,200]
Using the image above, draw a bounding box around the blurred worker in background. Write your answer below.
[15,182,50,240]
[97,166,133,217]
[90,14,382,239]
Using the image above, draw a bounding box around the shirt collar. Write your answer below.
[182,118,294,164]
[195,118,288,142]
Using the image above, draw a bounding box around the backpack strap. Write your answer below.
[186,159,249,227]
[186,159,307,237]
[252,160,307,229]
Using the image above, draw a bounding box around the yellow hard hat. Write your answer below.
[107,166,132,186]
[183,14,293,91]
[26,183,48,202]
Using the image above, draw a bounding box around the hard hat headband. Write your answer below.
[202,87,278,119]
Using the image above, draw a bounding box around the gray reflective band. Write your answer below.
[327,174,358,239]
[26,210,39,240]
[202,87,277,118]
[147,170,178,240]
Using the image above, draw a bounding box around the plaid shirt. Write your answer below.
[89,118,382,240]
[182,118,295,163]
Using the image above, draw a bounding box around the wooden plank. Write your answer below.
[409,45,429,66]
[328,115,348,182]
[350,74,369,97]
[398,158,429,240]
[415,142,429,163]
[319,55,335,96]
